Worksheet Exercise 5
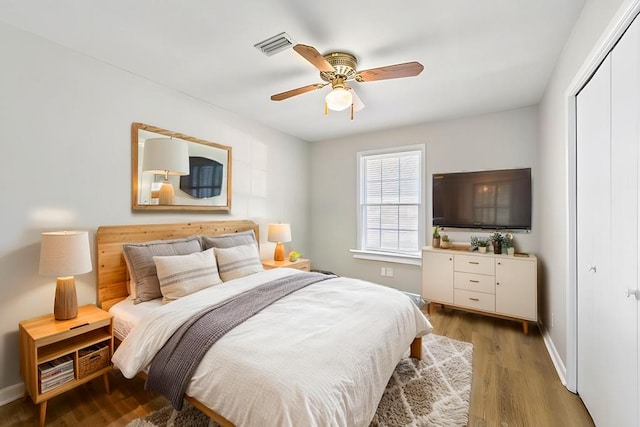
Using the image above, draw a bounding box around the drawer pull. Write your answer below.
[468,261,480,265]
[469,280,480,283]
[469,297,480,301]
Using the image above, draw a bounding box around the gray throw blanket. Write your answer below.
[145,272,335,410]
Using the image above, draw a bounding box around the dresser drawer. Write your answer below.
[454,254,495,275]
[454,289,495,312]
[454,272,495,294]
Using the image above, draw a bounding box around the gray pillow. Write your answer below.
[202,230,256,250]
[123,236,202,304]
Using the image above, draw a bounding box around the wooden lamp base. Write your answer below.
[54,276,78,320]
[273,242,285,261]
[158,181,175,205]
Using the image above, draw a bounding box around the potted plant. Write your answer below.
[490,232,504,254]
[476,237,490,253]
[502,233,515,255]
[432,226,441,248]
[440,234,451,249]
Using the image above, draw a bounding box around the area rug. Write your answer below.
[126,334,473,427]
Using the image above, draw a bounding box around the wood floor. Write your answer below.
[0,306,594,426]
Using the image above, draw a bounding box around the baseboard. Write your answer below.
[0,382,24,407]
[538,321,567,386]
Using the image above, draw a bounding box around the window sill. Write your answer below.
[350,249,422,266]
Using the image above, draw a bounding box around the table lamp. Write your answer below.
[39,231,92,320]
[142,138,190,205]
[267,223,291,261]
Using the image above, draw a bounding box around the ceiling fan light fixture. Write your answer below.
[325,87,353,111]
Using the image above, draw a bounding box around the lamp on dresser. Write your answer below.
[267,223,292,262]
[142,137,190,205]
[39,231,92,320]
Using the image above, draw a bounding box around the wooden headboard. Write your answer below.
[96,220,259,311]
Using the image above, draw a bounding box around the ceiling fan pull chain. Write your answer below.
[325,102,328,116]
[351,103,354,120]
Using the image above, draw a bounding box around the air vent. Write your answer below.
[254,32,295,56]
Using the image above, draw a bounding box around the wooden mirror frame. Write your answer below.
[131,122,232,212]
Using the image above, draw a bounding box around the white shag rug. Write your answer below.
[127,334,473,427]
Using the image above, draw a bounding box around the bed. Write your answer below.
[98,220,432,427]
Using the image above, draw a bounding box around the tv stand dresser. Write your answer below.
[422,246,537,334]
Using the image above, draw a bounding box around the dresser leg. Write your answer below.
[103,372,111,394]
[39,400,47,427]
[522,320,529,335]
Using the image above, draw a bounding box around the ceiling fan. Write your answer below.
[271,44,424,120]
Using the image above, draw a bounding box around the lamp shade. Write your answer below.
[142,138,190,176]
[39,231,92,277]
[325,87,353,111]
[267,223,292,243]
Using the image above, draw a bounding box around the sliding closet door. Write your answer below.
[576,53,612,425]
[576,15,640,426]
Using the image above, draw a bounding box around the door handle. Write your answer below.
[469,280,479,283]
[588,265,597,273]
[469,297,479,301]
[626,289,639,299]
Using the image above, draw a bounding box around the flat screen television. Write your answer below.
[432,168,532,230]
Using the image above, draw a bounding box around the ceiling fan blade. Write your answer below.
[293,44,334,72]
[271,83,326,101]
[350,88,365,112]
[356,61,424,82]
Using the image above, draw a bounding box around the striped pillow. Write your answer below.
[214,243,264,282]
[123,236,203,304]
[153,248,222,303]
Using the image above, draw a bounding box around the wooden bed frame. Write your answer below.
[96,219,422,426]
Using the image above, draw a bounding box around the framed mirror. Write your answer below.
[132,122,232,211]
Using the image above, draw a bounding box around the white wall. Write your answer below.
[0,22,310,396]
[537,0,629,381]
[309,106,539,295]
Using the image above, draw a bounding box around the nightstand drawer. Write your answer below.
[454,272,495,294]
[454,289,495,312]
[454,254,494,275]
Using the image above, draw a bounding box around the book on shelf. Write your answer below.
[39,354,73,381]
[40,371,74,393]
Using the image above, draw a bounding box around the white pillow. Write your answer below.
[214,243,264,282]
[153,248,222,303]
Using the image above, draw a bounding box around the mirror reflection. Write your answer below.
[131,123,232,211]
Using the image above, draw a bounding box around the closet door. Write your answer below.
[576,53,612,425]
[609,15,639,426]
[576,16,640,426]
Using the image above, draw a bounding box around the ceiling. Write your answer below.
[0,1,586,142]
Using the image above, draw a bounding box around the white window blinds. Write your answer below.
[359,147,423,255]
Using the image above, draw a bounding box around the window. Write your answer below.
[353,145,424,264]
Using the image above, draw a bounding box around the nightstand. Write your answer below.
[19,304,114,427]
[262,258,311,271]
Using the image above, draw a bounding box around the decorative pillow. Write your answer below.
[153,248,222,303]
[214,243,264,282]
[202,230,257,250]
[123,236,202,304]
[123,255,137,300]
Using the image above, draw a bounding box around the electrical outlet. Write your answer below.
[380,267,386,276]
[386,267,394,277]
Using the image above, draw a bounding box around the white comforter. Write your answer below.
[112,268,432,427]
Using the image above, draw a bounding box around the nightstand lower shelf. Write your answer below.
[19,305,114,427]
